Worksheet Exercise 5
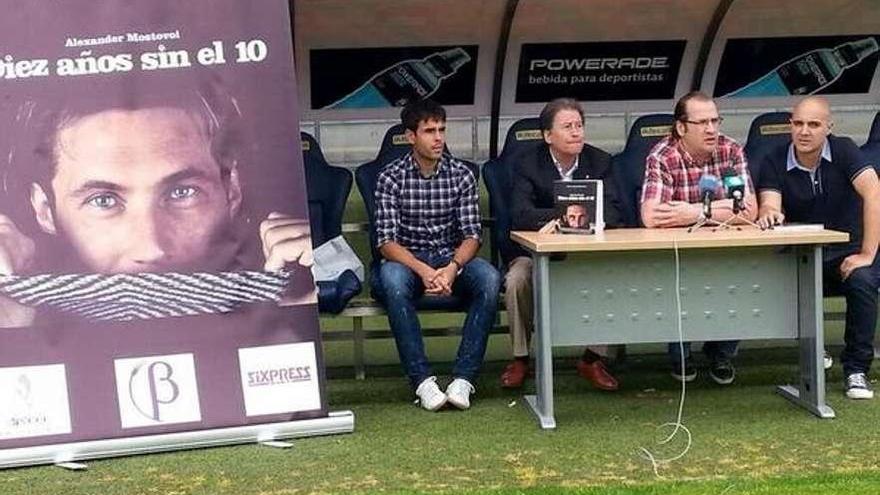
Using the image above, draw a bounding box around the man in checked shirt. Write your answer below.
[373,99,501,412]
[640,91,757,386]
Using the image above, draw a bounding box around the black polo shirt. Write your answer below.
[757,135,872,252]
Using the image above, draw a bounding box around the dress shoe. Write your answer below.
[500,360,529,388]
[576,359,619,391]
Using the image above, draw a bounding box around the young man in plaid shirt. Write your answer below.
[372,99,501,411]
[640,91,757,385]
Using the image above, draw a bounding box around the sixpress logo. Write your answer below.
[238,342,321,416]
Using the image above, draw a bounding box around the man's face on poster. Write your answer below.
[29,107,242,274]
[564,204,587,228]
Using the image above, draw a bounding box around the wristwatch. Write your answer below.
[450,259,464,275]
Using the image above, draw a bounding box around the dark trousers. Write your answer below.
[668,341,738,365]
[825,248,880,376]
[371,251,501,389]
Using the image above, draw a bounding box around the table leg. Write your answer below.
[777,246,835,418]
[525,254,556,429]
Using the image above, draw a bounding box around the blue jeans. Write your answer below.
[824,248,879,376]
[371,252,501,389]
[668,341,738,366]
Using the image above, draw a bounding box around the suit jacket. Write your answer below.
[511,143,623,231]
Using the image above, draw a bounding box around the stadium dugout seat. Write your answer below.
[743,111,792,182]
[302,132,352,246]
[861,111,880,168]
[610,114,674,227]
[301,132,361,314]
[482,118,542,269]
[355,124,479,310]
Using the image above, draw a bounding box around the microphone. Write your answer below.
[721,168,746,213]
[698,173,718,219]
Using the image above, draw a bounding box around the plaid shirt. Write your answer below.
[641,134,754,204]
[375,153,481,257]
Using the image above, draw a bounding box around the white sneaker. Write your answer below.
[823,350,833,370]
[446,378,475,410]
[845,373,874,400]
[415,376,447,411]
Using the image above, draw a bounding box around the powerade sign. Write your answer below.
[715,35,880,98]
[310,45,478,109]
[515,40,686,102]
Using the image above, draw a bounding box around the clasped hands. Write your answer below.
[418,262,458,296]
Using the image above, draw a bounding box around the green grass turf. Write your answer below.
[4,347,879,495]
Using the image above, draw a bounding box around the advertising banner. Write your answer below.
[309,45,479,109]
[0,0,331,460]
[715,35,880,98]
[515,40,686,103]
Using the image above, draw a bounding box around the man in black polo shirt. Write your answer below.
[757,96,880,399]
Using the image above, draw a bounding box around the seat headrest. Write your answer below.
[377,124,410,159]
[623,114,675,152]
[375,123,451,165]
[499,118,543,159]
[868,112,880,143]
[300,131,329,168]
[744,112,792,161]
[746,112,792,144]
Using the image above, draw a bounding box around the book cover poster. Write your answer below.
[554,180,604,233]
[0,0,327,451]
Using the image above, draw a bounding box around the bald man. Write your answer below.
[757,96,880,400]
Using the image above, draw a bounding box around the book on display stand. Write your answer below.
[553,179,604,234]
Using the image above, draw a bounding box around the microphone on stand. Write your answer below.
[721,168,746,214]
[688,174,721,232]
[698,173,719,219]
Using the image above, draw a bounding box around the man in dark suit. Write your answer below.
[501,97,624,390]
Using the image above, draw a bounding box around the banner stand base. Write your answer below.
[258,440,295,449]
[1,410,355,470]
[55,461,88,471]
